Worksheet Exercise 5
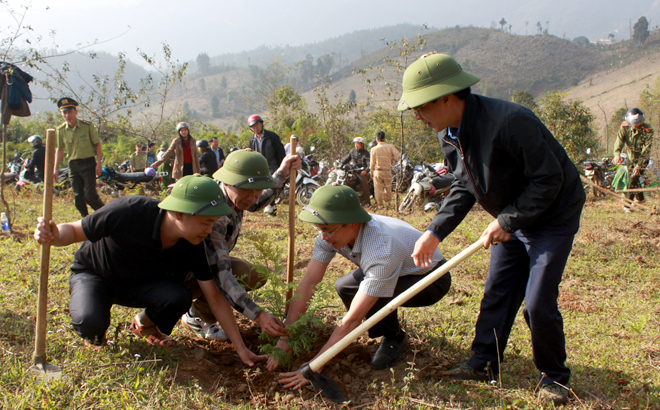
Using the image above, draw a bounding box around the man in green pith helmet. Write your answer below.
[613,108,654,203]
[398,52,585,405]
[182,149,302,341]
[33,176,266,366]
[270,185,452,388]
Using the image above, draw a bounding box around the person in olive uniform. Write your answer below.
[129,141,148,172]
[54,98,104,217]
[33,175,268,367]
[157,141,175,189]
[614,108,654,202]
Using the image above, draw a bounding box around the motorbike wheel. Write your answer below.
[296,184,317,206]
[398,190,418,212]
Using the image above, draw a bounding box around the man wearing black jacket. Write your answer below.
[398,53,585,405]
[25,135,45,182]
[247,114,285,216]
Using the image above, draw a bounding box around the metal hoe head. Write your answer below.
[300,364,348,404]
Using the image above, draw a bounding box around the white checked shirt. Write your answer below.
[312,215,443,298]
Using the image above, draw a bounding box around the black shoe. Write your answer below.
[370,332,407,370]
[444,362,494,381]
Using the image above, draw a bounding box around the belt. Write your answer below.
[69,157,95,163]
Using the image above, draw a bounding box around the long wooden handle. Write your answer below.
[308,238,484,373]
[285,138,297,313]
[580,175,652,212]
[33,129,56,366]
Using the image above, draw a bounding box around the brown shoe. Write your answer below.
[539,383,569,406]
[130,316,176,346]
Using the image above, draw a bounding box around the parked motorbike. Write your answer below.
[391,153,414,193]
[98,164,167,197]
[2,155,23,185]
[275,165,320,206]
[399,162,454,212]
[583,158,606,197]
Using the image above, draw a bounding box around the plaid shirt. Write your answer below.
[204,171,286,320]
[312,214,443,298]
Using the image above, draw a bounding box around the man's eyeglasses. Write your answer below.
[400,98,439,113]
[313,224,344,238]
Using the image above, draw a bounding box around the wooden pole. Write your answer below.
[29,128,61,379]
[615,187,660,193]
[285,138,297,314]
[580,175,654,212]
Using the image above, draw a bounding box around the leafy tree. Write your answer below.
[535,91,598,161]
[510,90,538,111]
[348,89,357,106]
[633,16,650,46]
[210,95,221,118]
[199,78,206,92]
[196,52,210,73]
[220,76,228,89]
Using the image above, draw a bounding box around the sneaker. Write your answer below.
[444,362,493,381]
[264,204,277,216]
[181,311,228,341]
[539,383,569,406]
[370,331,407,370]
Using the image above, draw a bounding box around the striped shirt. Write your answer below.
[203,170,286,319]
[312,214,443,298]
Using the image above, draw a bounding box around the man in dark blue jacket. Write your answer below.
[247,114,285,216]
[398,53,585,406]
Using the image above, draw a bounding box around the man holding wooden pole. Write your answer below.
[270,185,452,385]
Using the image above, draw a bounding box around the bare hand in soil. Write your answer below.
[34,217,58,243]
[266,339,294,371]
[237,347,267,367]
[255,311,286,337]
[279,369,311,390]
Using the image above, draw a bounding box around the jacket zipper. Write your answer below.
[443,134,498,215]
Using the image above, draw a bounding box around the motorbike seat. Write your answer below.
[114,172,155,183]
[431,175,454,189]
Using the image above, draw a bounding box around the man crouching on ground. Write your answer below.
[182,149,301,341]
[268,185,451,388]
[33,175,265,366]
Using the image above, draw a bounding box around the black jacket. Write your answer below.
[249,130,285,173]
[199,150,218,177]
[27,145,45,180]
[428,93,585,241]
[340,148,370,169]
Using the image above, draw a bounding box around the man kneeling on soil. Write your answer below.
[269,185,452,388]
[33,175,265,366]
[182,149,301,341]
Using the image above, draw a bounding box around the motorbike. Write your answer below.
[98,164,167,197]
[336,163,374,205]
[399,162,454,212]
[2,155,23,185]
[391,153,414,193]
[275,165,320,206]
[583,158,606,197]
[13,156,70,195]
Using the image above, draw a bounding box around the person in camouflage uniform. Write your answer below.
[614,108,654,202]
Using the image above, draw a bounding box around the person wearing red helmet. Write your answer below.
[150,122,200,180]
[247,114,285,216]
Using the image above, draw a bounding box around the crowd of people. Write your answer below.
[30,52,655,406]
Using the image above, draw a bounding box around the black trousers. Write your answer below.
[69,272,192,344]
[334,262,451,339]
[69,157,104,217]
[466,211,581,385]
[628,172,644,201]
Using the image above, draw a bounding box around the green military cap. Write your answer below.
[159,174,231,216]
[160,141,169,150]
[135,140,144,147]
[298,185,371,225]
[212,149,276,190]
[57,97,79,111]
[397,53,480,112]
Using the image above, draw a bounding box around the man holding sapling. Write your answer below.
[270,185,452,387]
[398,53,585,405]
[182,149,302,341]
[33,175,267,366]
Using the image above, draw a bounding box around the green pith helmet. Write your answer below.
[212,149,276,190]
[160,141,169,150]
[298,185,371,225]
[159,174,232,216]
[397,53,480,112]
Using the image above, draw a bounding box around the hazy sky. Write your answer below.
[5,0,660,66]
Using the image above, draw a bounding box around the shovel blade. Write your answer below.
[308,372,349,404]
[28,363,62,382]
